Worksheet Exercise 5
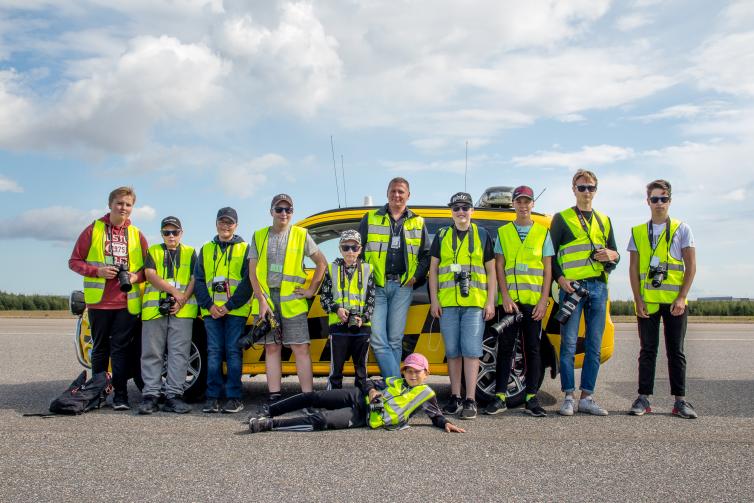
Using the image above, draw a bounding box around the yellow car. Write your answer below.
[72,193,614,405]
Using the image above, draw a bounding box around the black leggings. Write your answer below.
[268,388,368,431]
[88,308,142,396]
[637,304,688,396]
[495,304,542,395]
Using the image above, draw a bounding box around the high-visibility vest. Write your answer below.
[556,207,611,280]
[83,219,143,315]
[363,209,424,287]
[367,377,436,429]
[327,261,372,327]
[251,226,309,319]
[497,222,548,306]
[200,240,251,318]
[632,219,686,314]
[141,244,198,320]
[436,224,488,308]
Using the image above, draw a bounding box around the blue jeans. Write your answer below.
[371,280,414,378]
[558,278,607,394]
[204,314,247,400]
[439,306,484,358]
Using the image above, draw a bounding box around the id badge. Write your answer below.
[270,263,284,273]
[390,236,401,249]
[450,264,462,273]
[516,263,529,273]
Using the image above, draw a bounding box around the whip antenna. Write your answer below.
[341,154,347,207]
[464,140,468,192]
[534,187,547,202]
[330,135,341,208]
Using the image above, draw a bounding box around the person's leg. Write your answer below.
[386,283,413,373]
[222,315,246,399]
[265,343,283,394]
[439,306,462,396]
[494,307,519,396]
[637,309,662,396]
[141,317,168,398]
[558,288,585,395]
[290,343,314,393]
[165,317,194,398]
[459,307,483,401]
[519,305,542,396]
[88,309,114,374]
[579,279,607,397]
[203,316,224,401]
[109,309,138,400]
[269,388,363,416]
[370,286,394,377]
[328,334,349,390]
[661,304,688,399]
[351,335,371,392]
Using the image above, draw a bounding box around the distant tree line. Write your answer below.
[0,291,68,311]
[610,299,754,316]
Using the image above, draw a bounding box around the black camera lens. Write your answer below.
[455,271,470,297]
[116,264,132,292]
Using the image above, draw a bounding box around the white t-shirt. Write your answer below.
[627,221,694,261]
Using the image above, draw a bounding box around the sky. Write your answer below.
[1,0,753,300]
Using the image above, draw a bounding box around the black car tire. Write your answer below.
[179,320,207,403]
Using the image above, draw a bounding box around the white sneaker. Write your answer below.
[578,396,608,416]
[558,397,575,416]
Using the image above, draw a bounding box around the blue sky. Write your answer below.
[1,0,753,300]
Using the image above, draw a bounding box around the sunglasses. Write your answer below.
[451,205,471,212]
[161,230,181,236]
[649,196,670,204]
[273,207,293,214]
[340,244,361,252]
[575,184,597,193]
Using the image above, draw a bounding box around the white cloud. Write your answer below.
[616,13,652,31]
[512,145,635,168]
[693,30,754,96]
[218,153,288,198]
[132,206,157,221]
[724,188,746,201]
[0,174,23,192]
[411,138,448,153]
[557,114,586,123]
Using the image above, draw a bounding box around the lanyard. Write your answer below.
[162,243,180,280]
[451,224,474,264]
[212,241,233,278]
[338,260,363,304]
[647,218,671,260]
[104,223,128,263]
[574,207,605,249]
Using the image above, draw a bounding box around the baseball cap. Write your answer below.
[339,229,362,245]
[160,216,182,229]
[447,192,473,207]
[401,353,430,373]
[271,193,293,208]
[512,185,534,200]
[216,207,238,224]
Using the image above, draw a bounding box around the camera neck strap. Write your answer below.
[451,224,474,264]
[338,260,364,307]
[647,217,671,260]
[211,241,233,279]
[161,243,180,282]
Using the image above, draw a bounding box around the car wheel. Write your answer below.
[475,328,528,407]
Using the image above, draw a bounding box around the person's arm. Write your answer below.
[420,396,465,433]
[410,224,431,287]
[483,257,497,321]
[362,272,376,322]
[145,268,182,297]
[130,231,149,284]
[593,218,620,264]
[550,214,575,294]
[358,215,369,261]
[300,250,327,298]
[319,269,338,313]
[532,255,551,321]
[193,248,214,311]
[69,223,117,279]
[672,246,696,316]
[495,252,518,314]
[428,256,442,319]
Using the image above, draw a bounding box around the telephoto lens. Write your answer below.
[116,263,132,292]
[554,281,589,324]
[491,312,524,334]
[455,271,471,297]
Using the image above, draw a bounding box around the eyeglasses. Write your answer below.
[451,205,471,212]
[340,244,361,252]
[575,185,597,193]
[161,230,181,236]
[649,196,670,204]
[216,219,235,227]
[273,207,293,214]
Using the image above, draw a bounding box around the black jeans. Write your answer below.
[328,334,370,391]
[495,304,542,395]
[88,308,142,397]
[637,304,688,396]
[268,388,368,431]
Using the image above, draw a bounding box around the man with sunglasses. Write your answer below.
[628,179,697,419]
[249,194,328,402]
[551,169,620,416]
[195,207,252,414]
[429,192,496,420]
[359,177,430,378]
[139,216,197,414]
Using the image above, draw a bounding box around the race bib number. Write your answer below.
[111,241,127,258]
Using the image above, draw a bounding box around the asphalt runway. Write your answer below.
[1,318,752,502]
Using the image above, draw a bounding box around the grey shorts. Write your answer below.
[263,288,310,346]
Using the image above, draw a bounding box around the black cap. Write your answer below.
[216,207,238,224]
[271,193,293,208]
[160,216,182,229]
[447,192,473,207]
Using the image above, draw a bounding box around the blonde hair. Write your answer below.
[108,186,136,205]
[572,169,598,186]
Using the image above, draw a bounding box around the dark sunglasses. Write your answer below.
[649,196,670,203]
[273,207,293,214]
[451,205,471,212]
[161,230,181,236]
[575,184,597,193]
[340,244,361,252]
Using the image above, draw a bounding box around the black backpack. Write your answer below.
[48,371,112,415]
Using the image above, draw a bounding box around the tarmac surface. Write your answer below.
[0,318,752,502]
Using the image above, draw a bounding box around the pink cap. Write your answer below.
[401,353,429,373]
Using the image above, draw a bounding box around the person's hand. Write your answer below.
[169,301,181,315]
[336,307,349,323]
[445,422,466,433]
[501,294,519,314]
[483,302,495,321]
[354,316,363,328]
[294,287,315,299]
[557,277,575,294]
[532,298,548,321]
[128,272,139,284]
[368,389,383,402]
[174,293,188,308]
[670,296,686,316]
[635,298,650,318]
[593,248,618,263]
[405,277,417,287]
[97,265,119,279]
[257,296,270,320]
[430,301,442,319]
[209,304,225,319]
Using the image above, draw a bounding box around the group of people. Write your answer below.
[69,170,697,435]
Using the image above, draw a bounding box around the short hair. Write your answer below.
[646,179,672,197]
[387,177,410,192]
[108,186,136,205]
[572,169,598,186]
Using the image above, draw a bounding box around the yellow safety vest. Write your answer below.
[367,377,436,430]
[83,219,143,315]
[497,222,548,306]
[142,244,198,320]
[363,209,424,288]
[251,226,309,319]
[200,240,251,318]
[556,207,611,280]
[328,261,372,327]
[632,219,686,314]
[437,224,488,308]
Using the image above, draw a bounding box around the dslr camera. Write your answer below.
[237,312,280,350]
[116,263,132,292]
[347,308,362,333]
[590,246,616,273]
[648,256,666,288]
[455,270,470,297]
[491,312,524,334]
[555,280,589,324]
[158,294,176,316]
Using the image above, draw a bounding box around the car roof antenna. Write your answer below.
[330,135,341,208]
[534,187,547,202]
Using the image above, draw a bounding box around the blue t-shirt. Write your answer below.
[494,224,555,258]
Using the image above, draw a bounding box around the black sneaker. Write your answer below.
[267,392,282,404]
[524,396,547,417]
[202,399,220,413]
[162,396,192,414]
[248,416,274,433]
[672,400,698,419]
[221,398,245,414]
[460,399,477,420]
[484,395,507,415]
[138,395,159,415]
[113,395,130,411]
[442,395,463,415]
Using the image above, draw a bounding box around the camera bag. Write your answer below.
[48,370,112,415]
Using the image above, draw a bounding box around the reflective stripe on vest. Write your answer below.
[497,221,548,306]
[251,226,309,319]
[83,220,144,315]
[437,223,487,308]
[200,240,251,318]
[328,261,372,327]
[632,219,686,314]
[142,244,198,320]
[367,377,436,429]
[364,210,424,288]
[556,207,611,280]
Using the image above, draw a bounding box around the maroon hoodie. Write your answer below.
[69,214,149,310]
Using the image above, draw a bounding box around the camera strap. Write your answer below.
[450,223,475,265]
[647,217,671,265]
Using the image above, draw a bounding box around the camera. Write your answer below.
[347,308,362,333]
[590,246,616,272]
[491,312,524,334]
[555,280,589,324]
[116,263,132,292]
[212,276,228,294]
[368,397,384,413]
[649,265,666,288]
[237,312,280,350]
[455,270,470,297]
[158,294,176,316]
